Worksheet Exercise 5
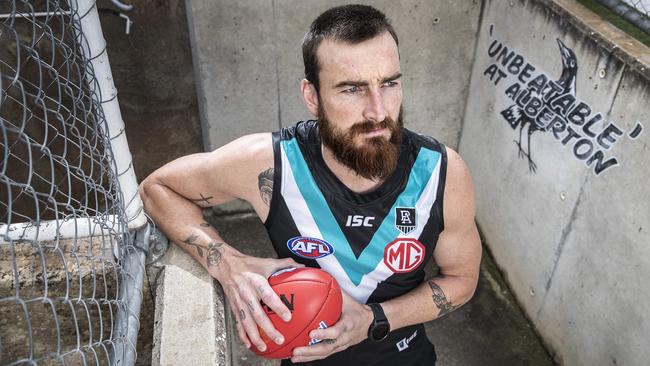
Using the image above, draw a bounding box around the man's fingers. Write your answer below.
[291,340,339,362]
[233,309,251,349]
[228,299,251,349]
[239,287,285,346]
[292,320,348,362]
[291,355,328,363]
[309,326,341,341]
[237,303,268,352]
[249,276,292,322]
[308,318,346,340]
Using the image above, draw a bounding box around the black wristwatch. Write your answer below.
[367,303,390,342]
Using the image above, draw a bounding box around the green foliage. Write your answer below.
[576,0,650,47]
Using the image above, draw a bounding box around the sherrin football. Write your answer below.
[252,267,343,359]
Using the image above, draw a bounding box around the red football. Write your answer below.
[252,267,343,359]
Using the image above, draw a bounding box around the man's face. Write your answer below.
[315,32,403,179]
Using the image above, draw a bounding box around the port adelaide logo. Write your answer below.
[287,237,334,259]
[395,207,416,234]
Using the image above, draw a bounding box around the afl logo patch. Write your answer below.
[287,237,334,259]
[384,238,425,273]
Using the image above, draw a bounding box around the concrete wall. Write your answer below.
[459,0,650,364]
[106,0,204,181]
[185,0,482,151]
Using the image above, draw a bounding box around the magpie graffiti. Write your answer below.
[482,26,644,176]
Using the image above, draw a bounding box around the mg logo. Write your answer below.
[384,238,425,273]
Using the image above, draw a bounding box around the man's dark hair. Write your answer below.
[302,5,399,91]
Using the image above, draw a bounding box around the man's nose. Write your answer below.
[363,89,387,123]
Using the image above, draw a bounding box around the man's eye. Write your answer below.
[344,86,360,93]
[383,80,398,87]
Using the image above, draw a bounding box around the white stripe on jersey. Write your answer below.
[280,143,442,303]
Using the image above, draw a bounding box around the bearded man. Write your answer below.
[140,5,481,365]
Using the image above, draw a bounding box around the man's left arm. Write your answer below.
[291,148,482,363]
[382,147,482,327]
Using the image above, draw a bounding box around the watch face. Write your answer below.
[372,322,390,341]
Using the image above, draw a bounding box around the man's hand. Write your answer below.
[290,291,373,363]
[212,253,304,353]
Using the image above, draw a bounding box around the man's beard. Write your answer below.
[318,105,404,180]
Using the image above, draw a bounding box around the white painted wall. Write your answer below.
[460,1,650,364]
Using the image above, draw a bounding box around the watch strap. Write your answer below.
[368,303,387,323]
[367,303,390,341]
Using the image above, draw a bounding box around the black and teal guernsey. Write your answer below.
[265,120,446,366]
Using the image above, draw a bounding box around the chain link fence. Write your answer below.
[595,0,650,34]
[622,0,650,17]
[1,0,147,365]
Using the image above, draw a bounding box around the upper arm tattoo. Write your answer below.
[258,168,274,206]
[189,193,213,205]
[428,280,459,318]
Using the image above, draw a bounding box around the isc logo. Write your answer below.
[345,215,375,227]
[287,237,334,259]
[384,238,425,273]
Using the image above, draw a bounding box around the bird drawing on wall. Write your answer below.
[501,39,578,172]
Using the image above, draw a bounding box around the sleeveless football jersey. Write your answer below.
[265,120,446,365]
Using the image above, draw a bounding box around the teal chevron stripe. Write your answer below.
[282,138,440,286]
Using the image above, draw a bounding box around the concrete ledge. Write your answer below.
[151,245,229,366]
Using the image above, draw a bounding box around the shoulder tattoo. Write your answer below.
[258,168,274,206]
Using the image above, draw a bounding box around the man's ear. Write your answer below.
[300,79,319,117]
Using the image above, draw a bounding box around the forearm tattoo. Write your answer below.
[182,234,204,257]
[181,234,223,268]
[428,280,458,318]
[206,241,224,268]
[258,168,274,206]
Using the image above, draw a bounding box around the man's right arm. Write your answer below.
[139,133,301,352]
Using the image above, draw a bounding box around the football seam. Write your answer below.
[269,278,331,286]
[265,280,340,358]
[286,283,339,347]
